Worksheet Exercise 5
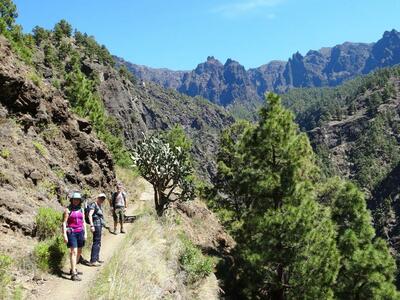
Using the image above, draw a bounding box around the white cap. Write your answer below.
[97,193,107,199]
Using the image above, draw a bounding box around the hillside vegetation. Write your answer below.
[1,0,400,299]
[205,93,399,298]
[282,66,400,192]
[282,65,400,287]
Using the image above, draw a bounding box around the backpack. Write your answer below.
[111,192,126,208]
[84,201,98,224]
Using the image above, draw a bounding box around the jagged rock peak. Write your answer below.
[204,56,223,65]
[383,29,400,39]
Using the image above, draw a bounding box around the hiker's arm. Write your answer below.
[88,209,95,232]
[83,209,87,240]
[62,209,68,243]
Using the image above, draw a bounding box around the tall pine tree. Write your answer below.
[220,93,340,299]
[318,178,399,299]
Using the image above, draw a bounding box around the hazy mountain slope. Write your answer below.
[119,29,400,108]
[114,56,186,89]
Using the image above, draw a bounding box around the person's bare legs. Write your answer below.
[120,219,124,233]
[76,247,82,269]
[70,247,77,274]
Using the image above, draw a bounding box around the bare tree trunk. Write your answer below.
[270,265,285,300]
[153,186,167,216]
[153,186,162,216]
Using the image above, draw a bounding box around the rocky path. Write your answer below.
[34,179,153,300]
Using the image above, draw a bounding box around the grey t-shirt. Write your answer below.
[114,192,126,208]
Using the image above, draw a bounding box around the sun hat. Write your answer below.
[97,193,107,199]
[70,192,82,199]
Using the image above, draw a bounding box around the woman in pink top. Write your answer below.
[62,192,87,281]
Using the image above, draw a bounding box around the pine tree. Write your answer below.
[216,120,254,220]
[318,178,399,299]
[32,26,50,46]
[0,0,17,31]
[53,19,72,42]
[220,93,340,299]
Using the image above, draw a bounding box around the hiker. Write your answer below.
[62,192,87,281]
[88,193,106,266]
[111,182,127,234]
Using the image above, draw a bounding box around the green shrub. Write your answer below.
[34,235,67,273]
[41,124,60,142]
[43,43,58,68]
[8,27,34,65]
[32,141,47,156]
[12,285,23,300]
[0,171,10,185]
[38,180,57,200]
[179,235,214,283]
[118,65,137,84]
[81,186,91,200]
[29,71,41,87]
[52,79,61,89]
[0,254,13,299]
[52,166,65,179]
[35,207,62,240]
[0,148,10,159]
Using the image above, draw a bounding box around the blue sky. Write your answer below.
[14,0,400,70]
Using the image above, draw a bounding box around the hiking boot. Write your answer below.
[120,230,126,234]
[69,269,83,275]
[88,261,101,267]
[78,257,89,265]
[97,260,104,264]
[71,273,82,281]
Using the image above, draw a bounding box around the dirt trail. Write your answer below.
[35,179,153,300]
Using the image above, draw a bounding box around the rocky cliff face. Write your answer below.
[364,29,400,73]
[178,57,259,106]
[0,37,116,255]
[120,29,400,107]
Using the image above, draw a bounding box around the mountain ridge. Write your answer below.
[117,29,400,107]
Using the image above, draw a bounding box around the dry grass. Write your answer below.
[89,215,177,299]
[88,198,220,300]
